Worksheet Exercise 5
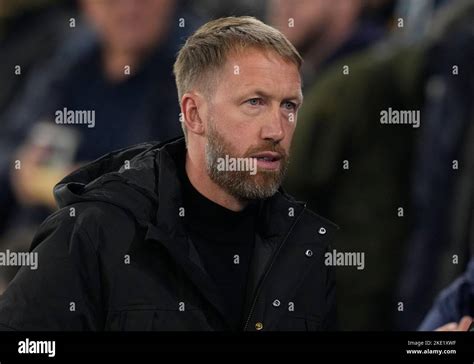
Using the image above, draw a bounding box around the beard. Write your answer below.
[205,119,289,201]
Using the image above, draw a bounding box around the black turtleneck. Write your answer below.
[179,166,259,330]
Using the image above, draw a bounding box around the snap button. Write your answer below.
[272,299,281,307]
[318,227,327,235]
[305,249,313,257]
[255,322,264,331]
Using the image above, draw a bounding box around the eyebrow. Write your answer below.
[244,89,303,104]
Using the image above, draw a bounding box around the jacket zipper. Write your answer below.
[243,206,306,331]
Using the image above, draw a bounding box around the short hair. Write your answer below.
[173,16,303,140]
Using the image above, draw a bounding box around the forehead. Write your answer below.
[215,47,302,98]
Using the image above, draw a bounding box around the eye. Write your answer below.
[246,98,263,106]
[282,101,297,111]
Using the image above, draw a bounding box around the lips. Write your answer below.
[250,152,282,162]
[250,152,282,170]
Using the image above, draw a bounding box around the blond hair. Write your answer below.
[173,16,302,140]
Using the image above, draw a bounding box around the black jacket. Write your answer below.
[0,137,338,331]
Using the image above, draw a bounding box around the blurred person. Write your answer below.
[0,0,192,289]
[267,0,389,85]
[285,0,473,330]
[0,17,338,331]
[0,0,77,236]
[396,0,474,330]
[417,91,473,331]
[420,258,474,331]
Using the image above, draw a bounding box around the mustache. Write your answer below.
[244,143,288,159]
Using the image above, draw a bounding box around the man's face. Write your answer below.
[203,48,302,201]
[81,0,175,53]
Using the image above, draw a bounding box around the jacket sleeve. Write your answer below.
[0,209,104,331]
[418,258,474,331]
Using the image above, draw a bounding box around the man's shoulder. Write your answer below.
[276,190,339,250]
[301,207,339,234]
[284,194,339,247]
[278,190,339,235]
[33,201,138,254]
[296,207,339,249]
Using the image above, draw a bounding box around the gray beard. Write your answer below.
[205,120,288,201]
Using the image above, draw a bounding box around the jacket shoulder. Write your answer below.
[297,207,339,249]
[33,201,138,254]
[0,201,138,330]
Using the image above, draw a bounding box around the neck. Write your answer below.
[185,151,248,212]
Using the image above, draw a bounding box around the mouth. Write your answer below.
[250,152,282,170]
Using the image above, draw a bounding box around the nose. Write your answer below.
[260,106,285,143]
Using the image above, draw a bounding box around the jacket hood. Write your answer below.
[53,138,182,228]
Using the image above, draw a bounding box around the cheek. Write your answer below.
[212,104,251,135]
[225,122,256,149]
[283,122,296,146]
[217,119,258,155]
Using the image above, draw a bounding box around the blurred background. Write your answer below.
[0,0,472,331]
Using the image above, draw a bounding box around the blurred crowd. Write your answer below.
[0,0,472,331]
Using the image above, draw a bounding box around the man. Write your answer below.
[0,16,338,331]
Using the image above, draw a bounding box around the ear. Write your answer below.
[181,92,206,137]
